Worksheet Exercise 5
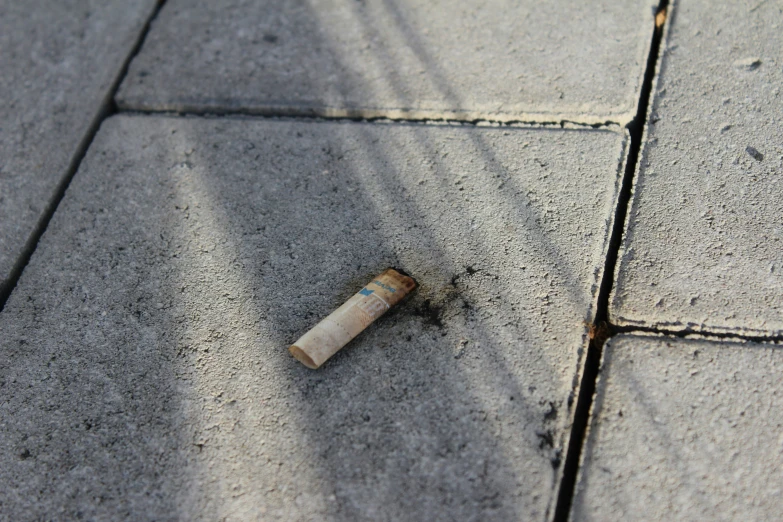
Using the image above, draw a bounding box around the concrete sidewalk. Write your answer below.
[0,1,780,520]
[0,115,625,520]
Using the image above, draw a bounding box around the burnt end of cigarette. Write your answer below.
[289,268,417,369]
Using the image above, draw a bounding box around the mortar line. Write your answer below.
[0,0,167,313]
[552,1,670,520]
[117,107,623,131]
[612,323,783,344]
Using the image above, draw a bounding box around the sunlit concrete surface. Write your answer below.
[611,0,783,336]
[0,115,626,520]
[571,334,783,521]
[116,0,658,124]
[0,0,158,294]
[4,0,783,520]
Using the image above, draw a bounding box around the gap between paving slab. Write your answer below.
[614,324,783,345]
[558,0,783,516]
[552,1,669,519]
[119,109,626,132]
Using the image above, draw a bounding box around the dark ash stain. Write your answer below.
[451,266,480,286]
[536,429,554,449]
[551,450,562,469]
[414,299,446,332]
[543,401,558,421]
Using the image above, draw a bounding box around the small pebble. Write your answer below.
[745,146,764,161]
[733,57,761,70]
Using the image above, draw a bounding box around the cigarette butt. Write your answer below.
[289,268,417,369]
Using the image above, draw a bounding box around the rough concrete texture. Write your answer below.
[0,0,158,295]
[0,115,627,521]
[611,0,783,336]
[571,334,783,521]
[117,0,658,124]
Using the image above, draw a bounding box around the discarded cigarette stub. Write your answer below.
[289,268,417,369]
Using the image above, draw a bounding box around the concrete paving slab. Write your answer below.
[117,0,658,124]
[0,0,158,296]
[0,115,627,520]
[571,334,783,521]
[611,0,783,336]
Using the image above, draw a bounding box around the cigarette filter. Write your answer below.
[289,268,416,369]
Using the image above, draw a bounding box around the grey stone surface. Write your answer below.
[0,0,158,295]
[117,0,658,124]
[0,115,627,521]
[611,0,783,336]
[571,334,783,521]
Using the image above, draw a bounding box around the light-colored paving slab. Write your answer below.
[117,0,658,124]
[611,0,783,336]
[0,115,627,521]
[571,334,783,521]
[0,0,158,295]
